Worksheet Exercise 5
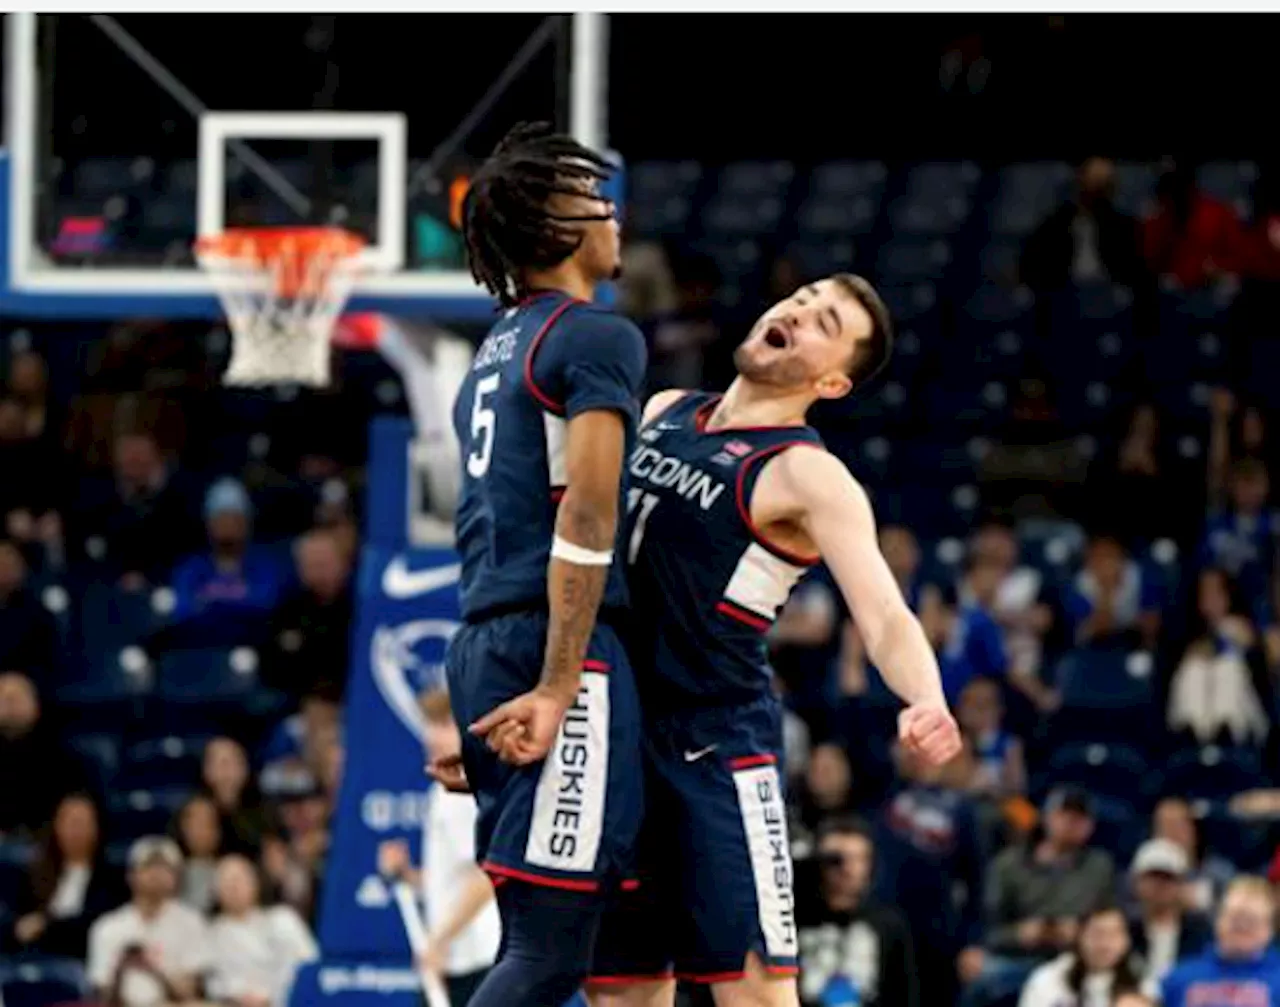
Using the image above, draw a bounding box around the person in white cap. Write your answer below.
[86,835,212,1006]
[1127,838,1212,987]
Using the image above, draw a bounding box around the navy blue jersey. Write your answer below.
[452,291,647,622]
[623,391,824,711]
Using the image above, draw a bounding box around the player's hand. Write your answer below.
[427,753,471,794]
[898,702,962,766]
[377,839,412,880]
[470,685,575,766]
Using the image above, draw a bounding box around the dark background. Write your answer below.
[32,13,1274,162]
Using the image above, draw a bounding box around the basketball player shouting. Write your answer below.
[442,122,647,1007]
[473,274,963,1007]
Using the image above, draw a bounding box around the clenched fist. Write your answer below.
[898,703,962,766]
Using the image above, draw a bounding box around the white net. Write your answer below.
[196,228,366,387]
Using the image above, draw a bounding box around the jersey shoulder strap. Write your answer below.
[735,427,825,568]
[522,294,588,416]
[525,298,647,422]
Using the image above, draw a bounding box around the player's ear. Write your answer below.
[815,371,853,401]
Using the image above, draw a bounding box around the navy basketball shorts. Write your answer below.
[445,612,643,893]
[590,693,800,985]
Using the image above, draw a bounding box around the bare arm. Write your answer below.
[769,447,946,709]
[540,409,627,701]
[429,865,496,947]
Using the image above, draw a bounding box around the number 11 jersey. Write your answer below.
[623,391,824,714]
[451,289,646,623]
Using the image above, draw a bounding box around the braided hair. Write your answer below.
[463,122,615,307]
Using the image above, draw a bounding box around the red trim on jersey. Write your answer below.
[550,486,566,503]
[693,395,807,435]
[522,299,581,416]
[586,972,675,987]
[734,442,822,567]
[481,861,599,892]
[583,659,610,674]
[729,753,778,770]
[716,600,772,632]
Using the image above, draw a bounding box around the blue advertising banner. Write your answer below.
[290,962,425,1006]
[316,543,461,959]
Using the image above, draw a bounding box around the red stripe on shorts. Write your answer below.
[728,753,777,770]
[481,861,598,892]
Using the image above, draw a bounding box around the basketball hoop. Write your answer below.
[195,226,368,387]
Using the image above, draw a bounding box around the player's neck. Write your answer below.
[522,264,595,303]
[706,378,810,430]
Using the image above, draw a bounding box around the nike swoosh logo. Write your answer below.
[382,557,462,599]
[683,744,719,762]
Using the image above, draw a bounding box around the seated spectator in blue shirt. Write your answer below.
[1161,876,1280,1007]
[1200,459,1279,626]
[1064,534,1162,650]
[166,479,286,647]
[956,676,1026,802]
[920,566,1008,704]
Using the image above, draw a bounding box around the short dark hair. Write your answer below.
[829,273,893,390]
[814,813,873,847]
[462,121,615,307]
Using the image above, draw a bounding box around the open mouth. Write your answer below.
[763,325,790,350]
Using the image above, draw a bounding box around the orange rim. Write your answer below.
[195,226,366,298]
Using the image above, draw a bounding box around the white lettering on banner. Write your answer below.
[628,446,726,511]
[733,764,797,957]
[317,966,423,995]
[355,874,392,908]
[361,790,429,832]
[525,669,608,873]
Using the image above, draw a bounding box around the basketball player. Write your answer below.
[439,122,647,1007]
[473,274,963,1007]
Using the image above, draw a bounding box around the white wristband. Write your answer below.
[551,535,614,566]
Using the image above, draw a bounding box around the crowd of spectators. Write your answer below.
[623,156,1280,1007]
[2,154,1280,1007]
[0,328,362,1004]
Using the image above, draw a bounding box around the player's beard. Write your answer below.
[733,343,810,387]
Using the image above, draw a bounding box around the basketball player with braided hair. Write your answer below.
[435,122,647,1007]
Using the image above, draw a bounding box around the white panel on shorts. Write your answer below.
[723,542,806,619]
[732,761,799,960]
[525,668,609,874]
[544,413,567,488]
